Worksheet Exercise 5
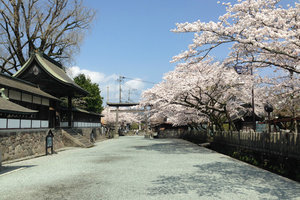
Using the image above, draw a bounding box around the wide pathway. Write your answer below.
[0,136,299,200]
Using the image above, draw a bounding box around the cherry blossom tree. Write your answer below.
[140,77,204,127]
[256,71,300,131]
[142,0,299,131]
[141,58,261,131]
[172,0,300,74]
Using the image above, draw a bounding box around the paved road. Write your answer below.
[0,136,299,200]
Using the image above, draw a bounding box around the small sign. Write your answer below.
[45,129,54,155]
[46,136,53,148]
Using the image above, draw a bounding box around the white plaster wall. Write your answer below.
[8,119,20,128]
[0,118,7,128]
[21,120,31,128]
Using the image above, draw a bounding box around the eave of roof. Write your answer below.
[0,98,38,114]
[0,73,59,101]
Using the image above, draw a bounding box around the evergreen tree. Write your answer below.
[74,74,103,113]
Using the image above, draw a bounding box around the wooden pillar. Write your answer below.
[68,96,72,128]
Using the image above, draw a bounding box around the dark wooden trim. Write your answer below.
[68,96,72,127]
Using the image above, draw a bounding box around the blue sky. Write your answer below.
[69,0,296,104]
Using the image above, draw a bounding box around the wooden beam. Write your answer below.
[68,96,72,127]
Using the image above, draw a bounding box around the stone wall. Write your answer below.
[0,129,65,162]
[0,127,108,162]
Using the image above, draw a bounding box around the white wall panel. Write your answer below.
[0,118,7,128]
[41,120,48,128]
[21,120,31,128]
[32,120,40,128]
[8,119,20,128]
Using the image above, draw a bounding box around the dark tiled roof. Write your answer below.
[0,73,58,100]
[39,55,80,86]
[0,97,37,114]
[14,53,88,96]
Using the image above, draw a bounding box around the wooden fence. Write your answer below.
[212,131,300,159]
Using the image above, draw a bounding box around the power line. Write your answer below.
[120,76,157,85]
[111,75,157,104]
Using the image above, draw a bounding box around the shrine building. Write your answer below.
[0,52,101,130]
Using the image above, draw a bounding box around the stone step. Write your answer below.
[73,136,93,148]
[66,128,83,136]
[62,129,93,148]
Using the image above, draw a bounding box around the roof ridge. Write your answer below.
[38,52,64,69]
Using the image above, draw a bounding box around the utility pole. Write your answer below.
[106,86,109,104]
[115,76,124,137]
[117,76,124,103]
[128,89,131,102]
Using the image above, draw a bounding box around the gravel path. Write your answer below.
[0,136,299,200]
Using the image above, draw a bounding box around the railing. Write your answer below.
[0,118,48,129]
[213,131,300,159]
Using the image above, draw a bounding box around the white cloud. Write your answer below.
[124,79,145,90]
[67,66,117,83]
[104,74,119,83]
[66,66,146,104]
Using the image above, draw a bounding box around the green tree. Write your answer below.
[74,74,103,113]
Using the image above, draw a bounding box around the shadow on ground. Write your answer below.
[132,139,214,155]
[0,165,35,175]
[91,155,130,164]
[148,161,300,199]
